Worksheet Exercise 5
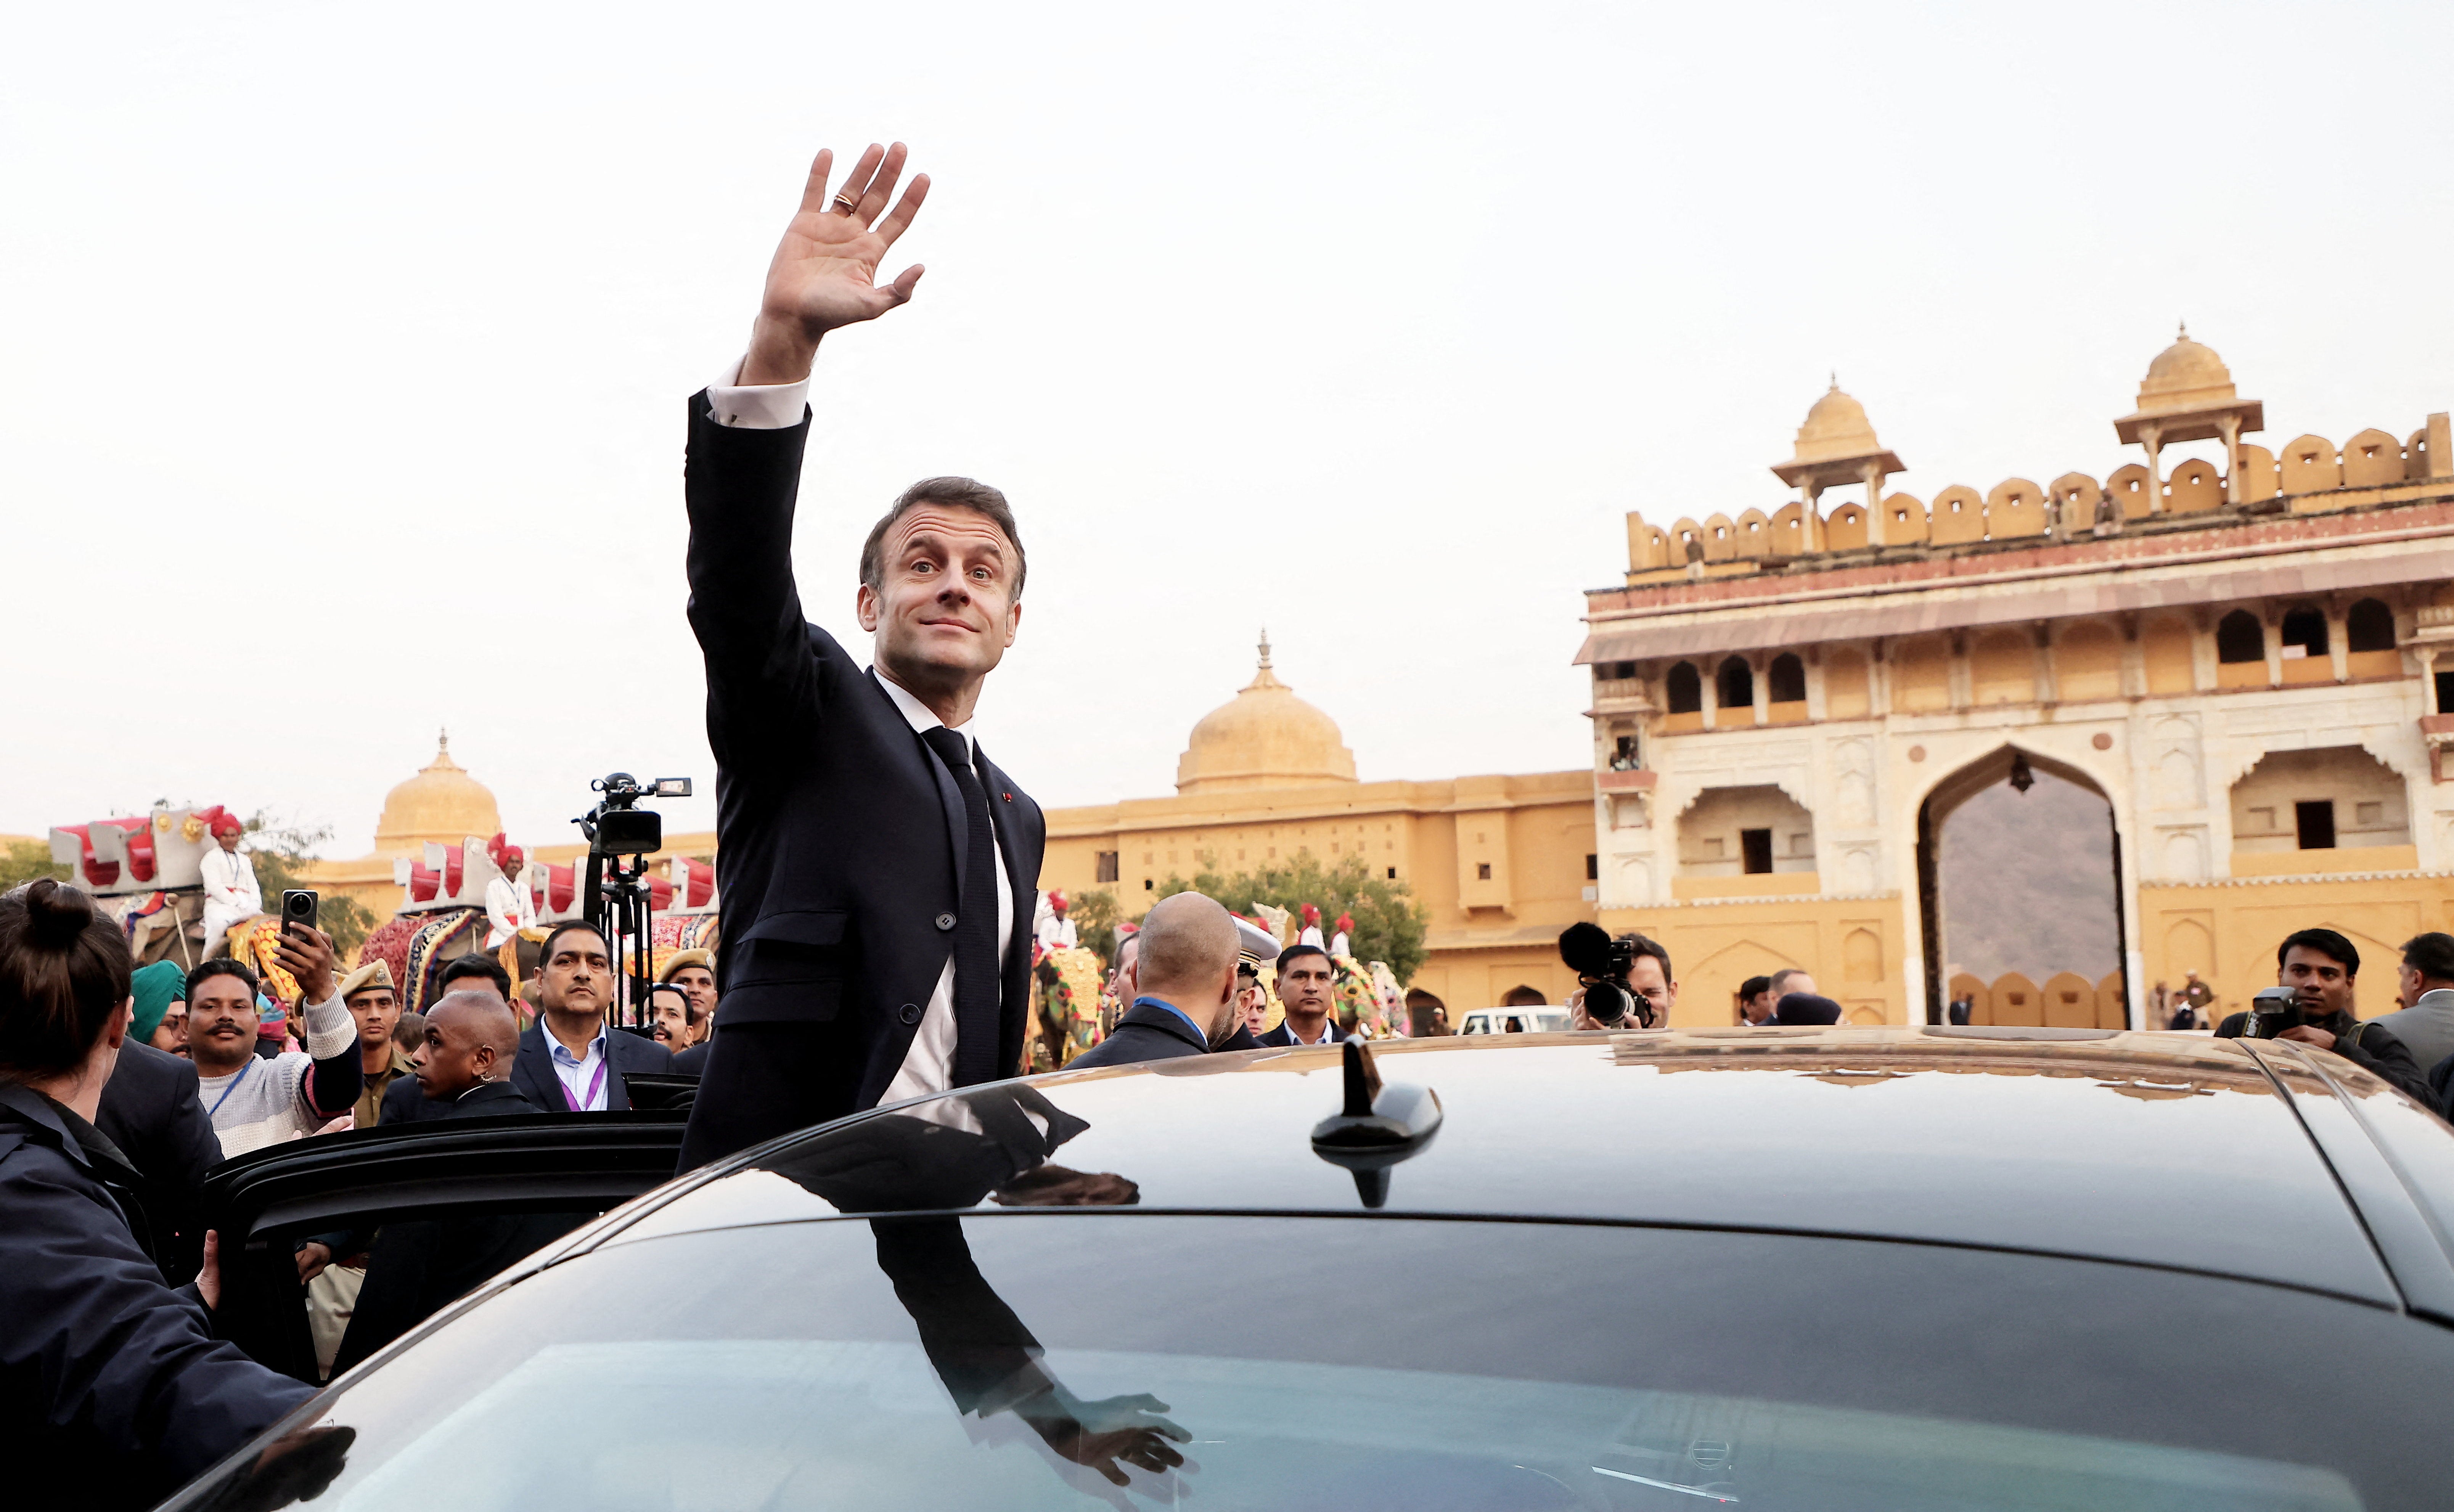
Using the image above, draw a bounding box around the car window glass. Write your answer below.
[182,1216,2451,1511]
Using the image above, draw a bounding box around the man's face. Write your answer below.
[855,505,1022,687]
[411,1014,485,1100]
[1109,939,1139,1001]
[1743,989,1775,1024]
[347,988,400,1052]
[669,966,717,1019]
[188,973,261,1068]
[2280,946,2355,1019]
[215,830,240,853]
[651,992,691,1049]
[2398,962,2424,1010]
[149,1002,188,1056]
[540,929,612,1018]
[1239,979,1270,1033]
[1629,955,1678,1020]
[1277,956,1335,1019]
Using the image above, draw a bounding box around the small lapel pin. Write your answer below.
[1002,792,1013,802]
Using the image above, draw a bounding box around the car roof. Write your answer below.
[599,1027,2454,1317]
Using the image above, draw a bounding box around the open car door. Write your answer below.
[202,1112,688,1383]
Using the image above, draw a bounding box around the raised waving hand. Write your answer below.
[741,142,932,385]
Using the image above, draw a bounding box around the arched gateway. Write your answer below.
[1916,746,2128,1028]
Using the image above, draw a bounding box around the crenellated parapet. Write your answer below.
[1623,329,2452,580]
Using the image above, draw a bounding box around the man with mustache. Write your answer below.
[508,922,670,1114]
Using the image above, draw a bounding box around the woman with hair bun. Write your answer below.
[0,879,314,1510]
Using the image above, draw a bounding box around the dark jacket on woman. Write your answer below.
[0,1083,312,1510]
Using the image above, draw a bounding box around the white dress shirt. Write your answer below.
[710,355,1018,1102]
[547,1024,610,1112]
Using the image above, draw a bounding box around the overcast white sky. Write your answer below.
[5,1,2448,856]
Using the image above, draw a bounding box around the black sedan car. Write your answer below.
[174,1026,2454,1510]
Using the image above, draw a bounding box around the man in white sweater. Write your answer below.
[187,927,362,1159]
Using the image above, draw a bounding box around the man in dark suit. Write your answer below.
[93,1038,219,1285]
[1254,944,1349,1048]
[676,141,1043,1170]
[1069,895,1242,1068]
[508,921,670,1113]
[329,994,564,1373]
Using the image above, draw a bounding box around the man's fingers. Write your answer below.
[854,141,908,226]
[835,142,886,211]
[809,147,838,209]
[885,264,925,304]
[875,173,931,246]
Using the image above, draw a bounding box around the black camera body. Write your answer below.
[2246,987,2305,1038]
[581,772,692,858]
[1559,921,1654,1029]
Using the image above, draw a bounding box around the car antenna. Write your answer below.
[1309,1039,1443,1209]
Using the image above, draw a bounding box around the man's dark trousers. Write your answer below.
[675,390,1043,1171]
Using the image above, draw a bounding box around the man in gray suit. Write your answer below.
[2369,933,2454,1076]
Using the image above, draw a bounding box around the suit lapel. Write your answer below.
[869,668,969,897]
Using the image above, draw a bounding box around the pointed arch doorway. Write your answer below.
[1916,747,2128,1028]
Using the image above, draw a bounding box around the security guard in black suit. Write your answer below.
[678,143,1044,1170]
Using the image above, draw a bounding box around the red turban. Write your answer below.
[208,811,243,838]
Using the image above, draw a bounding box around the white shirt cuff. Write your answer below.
[707,354,809,430]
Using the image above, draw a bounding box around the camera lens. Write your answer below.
[1586,980,1637,1027]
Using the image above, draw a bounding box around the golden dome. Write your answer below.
[371,731,502,855]
[1176,634,1358,794]
[1788,377,1885,464]
[2133,322,2237,414]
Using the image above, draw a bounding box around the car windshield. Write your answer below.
[181,1215,2449,1511]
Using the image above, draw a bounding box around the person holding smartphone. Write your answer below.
[184,901,360,1160]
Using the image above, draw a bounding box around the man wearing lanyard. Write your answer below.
[509,922,671,1114]
[1067,895,1244,1068]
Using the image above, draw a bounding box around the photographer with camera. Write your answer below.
[1561,925,1678,1030]
[2213,929,2430,1102]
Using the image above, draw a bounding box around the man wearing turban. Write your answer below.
[197,811,262,961]
[484,834,537,950]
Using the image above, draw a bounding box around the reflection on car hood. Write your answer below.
[606,1028,2406,1303]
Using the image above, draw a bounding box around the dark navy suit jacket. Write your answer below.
[94,1039,220,1285]
[681,390,1044,1121]
[1254,1019,1348,1047]
[508,1022,672,1113]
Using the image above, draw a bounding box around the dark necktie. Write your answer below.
[921,726,1003,1085]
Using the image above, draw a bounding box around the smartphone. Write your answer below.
[281,889,320,938]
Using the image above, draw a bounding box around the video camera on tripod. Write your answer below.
[574,773,692,1027]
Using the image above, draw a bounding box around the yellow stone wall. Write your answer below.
[1600,897,1910,1028]
[2139,872,2454,1023]
[1039,771,1601,1015]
